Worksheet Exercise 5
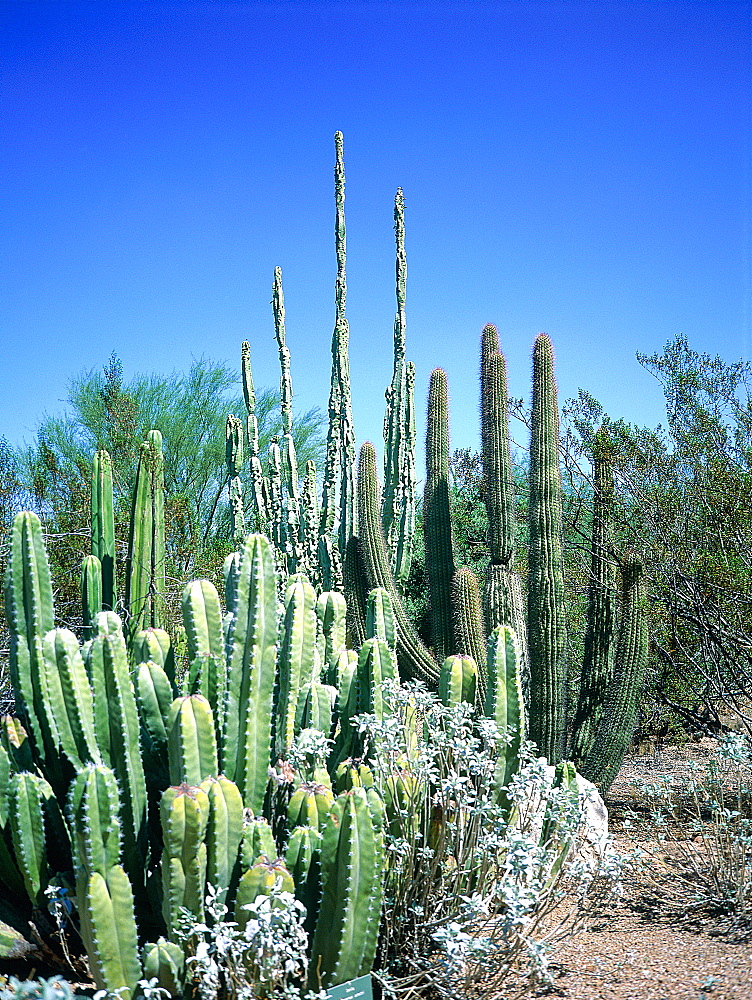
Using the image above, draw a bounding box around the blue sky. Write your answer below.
[2,0,750,471]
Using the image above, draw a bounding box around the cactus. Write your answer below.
[357,442,439,687]
[319,131,357,585]
[276,575,318,758]
[308,786,385,990]
[577,556,649,792]
[451,566,487,700]
[91,449,117,611]
[480,327,528,690]
[317,590,348,685]
[226,414,246,546]
[80,555,103,638]
[160,783,210,937]
[200,775,244,908]
[485,626,525,803]
[527,334,568,764]
[424,369,456,661]
[381,188,417,587]
[439,654,477,709]
[365,587,395,650]
[126,430,166,635]
[167,695,218,787]
[142,938,184,999]
[223,534,278,813]
[234,857,295,931]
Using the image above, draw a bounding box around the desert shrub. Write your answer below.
[625,732,752,938]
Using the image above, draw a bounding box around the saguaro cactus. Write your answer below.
[527,334,567,764]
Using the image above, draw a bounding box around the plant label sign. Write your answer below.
[323,975,373,1000]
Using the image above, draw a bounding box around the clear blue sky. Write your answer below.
[2,0,750,470]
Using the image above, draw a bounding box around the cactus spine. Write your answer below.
[527,334,567,763]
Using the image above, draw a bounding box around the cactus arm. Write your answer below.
[357,638,396,722]
[160,783,210,935]
[439,655,478,708]
[9,772,48,903]
[365,587,395,650]
[357,442,439,687]
[226,415,246,546]
[317,590,348,685]
[451,567,487,704]
[200,775,244,905]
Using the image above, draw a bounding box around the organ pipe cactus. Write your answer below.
[451,566,487,701]
[485,626,525,802]
[424,368,455,661]
[439,654,477,708]
[276,575,318,758]
[160,782,210,937]
[527,334,568,763]
[80,555,103,638]
[480,326,529,688]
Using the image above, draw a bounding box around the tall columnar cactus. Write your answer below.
[570,427,616,766]
[276,574,318,758]
[577,556,649,792]
[4,511,55,756]
[423,369,456,661]
[92,449,117,611]
[527,334,567,764]
[451,566,487,700]
[357,442,440,687]
[308,786,385,990]
[241,340,269,534]
[69,765,142,1000]
[439,654,478,708]
[160,782,209,938]
[223,534,278,813]
[381,188,417,588]
[319,131,357,587]
[81,555,103,638]
[126,430,165,635]
[485,626,525,802]
[480,326,529,688]
[226,414,246,546]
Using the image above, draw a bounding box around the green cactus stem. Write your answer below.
[234,857,295,931]
[226,414,246,546]
[357,442,439,688]
[92,450,117,611]
[485,626,525,803]
[285,825,322,935]
[317,591,348,685]
[160,783,210,936]
[142,938,184,1000]
[4,512,55,755]
[200,775,244,907]
[480,328,529,688]
[81,555,103,639]
[527,334,567,763]
[365,587,395,650]
[451,567,487,702]
[167,695,218,787]
[578,556,649,793]
[223,534,278,813]
[381,188,417,587]
[439,655,478,708]
[319,131,357,582]
[78,865,142,999]
[570,427,617,767]
[308,786,385,990]
[276,575,318,758]
[41,628,100,770]
[126,430,166,635]
[424,369,456,661]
